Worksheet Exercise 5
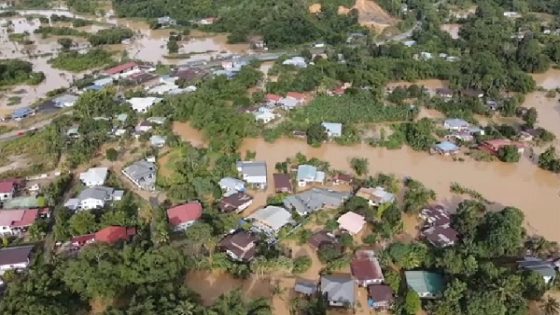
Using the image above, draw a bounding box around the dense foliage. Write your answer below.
[50,49,113,72]
[88,27,135,46]
[0,59,44,86]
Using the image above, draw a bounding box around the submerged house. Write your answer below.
[320,274,357,307]
[236,161,267,189]
[405,271,445,298]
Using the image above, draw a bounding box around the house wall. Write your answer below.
[245,176,267,188]
[83,179,104,187]
[173,220,196,231]
[0,225,14,236]
[0,261,28,275]
[0,191,14,201]
[79,198,105,210]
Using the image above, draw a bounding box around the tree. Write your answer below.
[350,157,368,176]
[57,37,73,51]
[497,145,520,163]
[306,123,327,146]
[477,207,524,257]
[523,107,538,127]
[521,270,546,300]
[184,222,215,256]
[106,148,118,161]
[538,147,560,173]
[404,290,421,315]
[68,211,97,236]
[541,297,560,315]
[403,179,435,213]
[293,256,312,274]
[403,118,436,151]
[167,39,179,54]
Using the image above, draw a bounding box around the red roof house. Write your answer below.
[351,250,384,286]
[0,180,17,200]
[287,92,305,101]
[0,208,40,236]
[266,94,282,103]
[95,226,136,245]
[167,202,203,231]
[481,139,525,154]
[104,62,139,76]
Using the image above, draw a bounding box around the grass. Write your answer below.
[50,49,113,72]
[450,182,491,204]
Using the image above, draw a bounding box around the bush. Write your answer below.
[88,28,134,46]
[497,145,520,163]
[292,256,312,274]
[106,148,118,161]
[51,49,113,72]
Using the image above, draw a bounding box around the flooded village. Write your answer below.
[0,1,559,315]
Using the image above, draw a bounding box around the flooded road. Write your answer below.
[173,121,560,242]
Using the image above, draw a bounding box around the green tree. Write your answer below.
[106,148,118,161]
[293,256,312,274]
[68,211,97,236]
[167,39,179,54]
[521,270,546,300]
[350,157,368,176]
[403,118,436,151]
[57,37,73,51]
[538,147,560,173]
[403,179,435,214]
[404,290,421,315]
[306,123,327,146]
[523,107,538,127]
[497,145,520,163]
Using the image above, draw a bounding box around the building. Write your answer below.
[219,192,253,213]
[278,92,306,110]
[64,186,123,210]
[12,107,34,120]
[220,231,258,262]
[518,257,557,284]
[419,205,452,227]
[128,97,163,113]
[333,173,353,185]
[435,88,453,99]
[104,62,139,78]
[322,122,343,138]
[79,167,109,187]
[247,206,293,235]
[368,284,394,310]
[443,118,471,131]
[95,226,136,245]
[433,141,460,155]
[282,56,307,68]
[249,35,266,51]
[355,187,395,207]
[157,16,176,26]
[236,161,267,189]
[122,160,157,191]
[294,280,318,296]
[461,89,484,98]
[166,202,203,231]
[273,173,292,193]
[0,208,40,236]
[53,93,79,108]
[320,274,356,307]
[337,211,366,235]
[296,165,325,187]
[309,230,340,250]
[265,93,282,106]
[482,139,525,154]
[253,107,276,124]
[0,245,34,275]
[219,177,246,195]
[351,250,384,287]
[422,225,458,248]
[405,271,445,298]
[284,188,350,216]
[0,180,17,200]
[149,135,166,148]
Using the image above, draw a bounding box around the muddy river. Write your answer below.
[172,121,560,242]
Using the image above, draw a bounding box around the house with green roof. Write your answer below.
[405,271,445,298]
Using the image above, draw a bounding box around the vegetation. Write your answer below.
[350,157,368,176]
[67,0,100,14]
[538,147,560,173]
[0,59,44,86]
[306,123,327,146]
[34,26,87,37]
[497,145,521,163]
[88,27,134,46]
[50,49,113,72]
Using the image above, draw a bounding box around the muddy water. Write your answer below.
[386,79,449,91]
[440,23,461,39]
[172,121,560,242]
[532,68,560,90]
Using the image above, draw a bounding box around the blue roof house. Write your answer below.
[296,165,325,187]
[322,122,342,138]
[433,141,459,155]
[12,107,34,120]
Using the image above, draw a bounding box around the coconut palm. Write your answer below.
[541,297,560,315]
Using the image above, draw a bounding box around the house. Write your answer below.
[220,230,258,261]
[135,121,153,134]
[157,16,176,26]
[219,192,253,213]
[126,72,158,85]
[482,139,525,154]
[284,188,350,216]
[174,67,208,83]
[12,107,34,120]
[94,226,136,245]
[122,160,157,191]
[219,177,246,196]
[0,245,33,275]
[104,62,139,78]
[66,126,80,138]
[265,93,282,106]
[273,173,292,193]
[236,161,267,189]
[405,271,445,298]
[197,17,217,25]
[518,257,557,284]
[0,180,17,200]
[443,118,471,131]
[146,116,166,125]
[128,97,163,113]
[419,205,451,227]
[79,167,108,187]
[65,186,123,210]
[0,208,40,236]
[322,122,343,138]
[320,274,356,307]
[253,107,276,124]
[278,97,299,110]
[309,230,340,250]
[53,93,79,108]
[422,225,458,248]
[296,165,325,187]
[282,56,307,68]
[247,206,293,235]
[91,77,114,89]
[149,135,166,147]
[461,89,484,98]
[166,202,203,231]
[294,280,318,296]
[249,35,267,51]
[337,211,366,235]
[333,173,353,185]
[351,250,384,286]
[433,141,460,155]
[355,187,395,207]
[368,284,394,310]
[435,88,453,99]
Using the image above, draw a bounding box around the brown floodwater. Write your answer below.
[173,121,560,242]
[386,79,449,91]
[532,68,560,90]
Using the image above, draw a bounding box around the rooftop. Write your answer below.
[0,245,33,266]
[95,226,136,245]
[247,206,292,232]
[167,202,203,226]
[405,271,445,296]
[320,274,356,306]
[284,188,350,215]
[337,211,366,235]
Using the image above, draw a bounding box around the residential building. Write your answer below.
[94,226,136,245]
[461,89,484,98]
[253,107,276,124]
[236,161,267,189]
[405,271,445,298]
[279,92,306,110]
[0,180,17,200]
[322,122,343,138]
[249,35,267,51]
[64,186,123,210]
[419,205,452,227]
[135,121,153,133]
[53,93,79,108]
[294,280,318,296]
[220,231,258,262]
[435,88,453,99]
[296,165,325,187]
[157,16,176,26]
[104,62,139,78]
[265,93,282,106]
[219,177,246,195]
[166,202,203,231]
[247,206,293,235]
[0,208,40,236]
[284,188,350,216]
[333,173,353,185]
[518,257,557,284]
[273,173,292,193]
[11,107,34,120]
[482,139,525,154]
[443,118,471,131]
[368,284,394,310]
[282,56,307,68]
[355,187,395,207]
[128,97,163,113]
[0,245,33,275]
[309,230,340,250]
[337,211,366,235]
[432,141,460,155]
[149,135,166,147]
[422,225,458,248]
[122,160,157,191]
[320,274,356,307]
[351,250,384,286]
[79,167,109,187]
[219,192,253,213]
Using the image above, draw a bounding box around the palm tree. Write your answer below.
[541,297,560,315]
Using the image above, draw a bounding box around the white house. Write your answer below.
[282,56,307,68]
[128,97,163,113]
[321,122,343,138]
[0,245,34,275]
[149,135,167,148]
[122,160,157,191]
[0,180,17,201]
[79,167,109,187]
[219,177,246,195]
[53,94,79,108]
[236,161,267,189]
[65,186,122,210]
[296,164,325,187]
[355,187,395,207]
[253,107,276,124]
